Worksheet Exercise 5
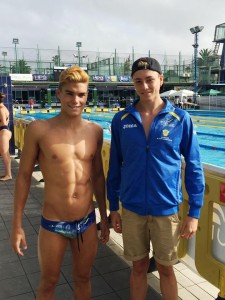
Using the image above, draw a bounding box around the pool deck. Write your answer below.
[0,156,220,299]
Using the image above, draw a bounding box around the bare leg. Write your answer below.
[0,131,12,180]
[71,222,98,300]
[156,262,178,300]
[37,227,69,300]
[0,151,12,179]
[130,256,149,300]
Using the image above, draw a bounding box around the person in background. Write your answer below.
[0,92,12,181]
[174,96,179,107]
[11,66,110,300]
[29,99,34,110]
[107,57,205,300]
[179,98,184,109]
[183,96,187,109]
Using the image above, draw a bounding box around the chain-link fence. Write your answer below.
[1,46,223,85]
[0,46,195,81]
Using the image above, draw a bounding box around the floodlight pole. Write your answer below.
[190,26,204,104]
[12,38,19,73]
[193,33,199,104]
[2,52,7,72]
[76,42,82,66]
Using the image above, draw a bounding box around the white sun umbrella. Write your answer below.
[172,89,194,98]
[160,90,176,97]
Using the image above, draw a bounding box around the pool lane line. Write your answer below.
[194,124,225,129]
[197,132,225,138]
[199,144,225,151]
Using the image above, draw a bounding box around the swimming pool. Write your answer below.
[15,110,225,168]
[188,110,225,167]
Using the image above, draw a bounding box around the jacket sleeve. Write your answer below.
[180,113,205,218]
[106,114,123,211]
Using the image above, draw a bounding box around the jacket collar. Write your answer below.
[125,98,175,115]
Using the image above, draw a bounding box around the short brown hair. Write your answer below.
[58,66,89,89]
[0,92,5,103]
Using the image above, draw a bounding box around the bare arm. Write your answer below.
[92,125,109,243]
[10,121,40,255]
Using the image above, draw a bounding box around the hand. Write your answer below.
[180,216,198,239]
[10,227,27,256]
[99,218,110,244]
[110,211,122,233]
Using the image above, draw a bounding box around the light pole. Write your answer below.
[81,55,88,67]
[190,26,204,104]
[73,54,87,65]
[76,42,82,66]
[2,51,7,73]
[12,38,19,73]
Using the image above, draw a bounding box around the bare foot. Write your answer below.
[0,175,12,181]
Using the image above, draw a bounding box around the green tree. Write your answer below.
[124,56,131,75]
[198,48,216,67]
[11,59,31,73]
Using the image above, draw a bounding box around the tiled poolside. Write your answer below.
[0,156,220,299]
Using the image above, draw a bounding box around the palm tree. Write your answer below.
[198,48,216,67]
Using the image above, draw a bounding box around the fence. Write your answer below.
[0,46,194,80]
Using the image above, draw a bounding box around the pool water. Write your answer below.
[199,147,225,166]
[189,111,225,167]
[15,110,225,168]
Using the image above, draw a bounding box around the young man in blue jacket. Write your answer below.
[107,57,205,300]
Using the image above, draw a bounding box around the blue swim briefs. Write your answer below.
[41,210,96,239]
[0,125,9,131]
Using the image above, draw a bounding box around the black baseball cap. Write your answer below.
[131,57,162,77]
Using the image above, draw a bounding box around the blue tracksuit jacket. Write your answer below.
[107,99,205,218]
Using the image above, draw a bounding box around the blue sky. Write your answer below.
[1,0,225,56]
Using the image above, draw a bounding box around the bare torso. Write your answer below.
[0,104,9,125]
[34,116,100,221]
[0,104,11,139]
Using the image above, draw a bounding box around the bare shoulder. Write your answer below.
[26,119,47,130]
[87,120,103,137]
[25,119,51,138]
[89,120,102,130]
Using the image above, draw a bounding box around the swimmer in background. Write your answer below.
[0,92,12,181]
[106,122,111,133]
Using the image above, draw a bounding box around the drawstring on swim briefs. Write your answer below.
[76,226,83,252]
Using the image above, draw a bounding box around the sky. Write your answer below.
[1,0,225,58]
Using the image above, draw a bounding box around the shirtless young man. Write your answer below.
[10,66,110,300]
[0,92,12,181]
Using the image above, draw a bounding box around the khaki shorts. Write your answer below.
[121,208,180,266]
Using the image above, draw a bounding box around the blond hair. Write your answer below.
[59,66,89,89]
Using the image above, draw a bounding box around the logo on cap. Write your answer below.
[137,61,149,69]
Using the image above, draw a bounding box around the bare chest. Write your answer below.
[39,132,97,162]
[140,113,155,138]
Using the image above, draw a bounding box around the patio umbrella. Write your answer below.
[172,89,194,97]
[160,90,176,97]
[199,89,222,110]
[199,89,222,96]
